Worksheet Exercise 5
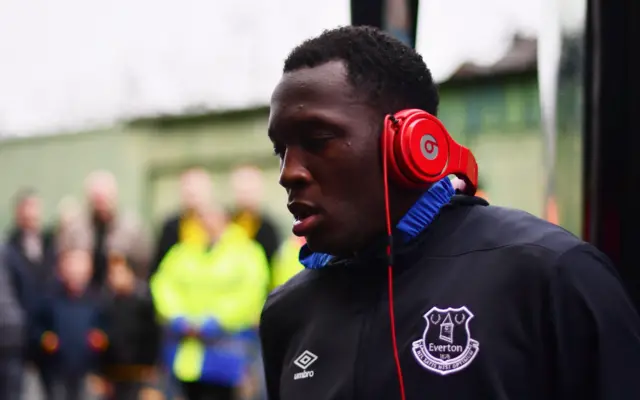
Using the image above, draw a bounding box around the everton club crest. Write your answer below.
[412,306,480,376]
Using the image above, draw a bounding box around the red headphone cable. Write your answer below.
[382,116,407,400]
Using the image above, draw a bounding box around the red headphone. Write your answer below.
[381,109,478,400]
[382,109,478,195]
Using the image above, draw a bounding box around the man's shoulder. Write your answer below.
[422,203,608,286]
[451,204,586,258]
[262,268,318,323]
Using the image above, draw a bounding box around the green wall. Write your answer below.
[0,128,146,233]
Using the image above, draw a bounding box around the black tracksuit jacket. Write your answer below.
[259,196,640,399]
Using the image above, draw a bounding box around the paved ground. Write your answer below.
[22,369,100,400]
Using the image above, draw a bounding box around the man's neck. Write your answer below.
[348,191,423,259]
[389,190,424,227]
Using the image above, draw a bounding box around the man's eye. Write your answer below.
[301,136,332,152]
[272,145,286,158]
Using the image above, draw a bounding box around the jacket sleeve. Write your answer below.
[149,245,185,322]
[2,248,34,315]
[218,241,270,332]
[551,243,640,399]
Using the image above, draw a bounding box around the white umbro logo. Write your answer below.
[293,350,317,380]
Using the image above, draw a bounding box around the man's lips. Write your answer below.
[287,201,323,236]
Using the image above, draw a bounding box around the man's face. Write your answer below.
[268,61,386,256]
[180,171,211,212]
[17,196,41,232]
[87,179,117,219]
[59,250,93,293]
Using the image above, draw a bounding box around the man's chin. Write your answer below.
[304,233,354,258]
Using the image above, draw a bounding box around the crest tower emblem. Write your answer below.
[412,306,480,375]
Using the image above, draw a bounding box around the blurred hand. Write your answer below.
[87,375,110,397]
[185,326,200,338]
[199,318,223,340]
[87,329,109,352]
[450,177,466,192]
[170,317,199,337]
[41,331,59,353]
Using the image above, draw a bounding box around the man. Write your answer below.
[259,26,640,399]
[3,189,56,397]
[4,189,56,310]
[81,170,151,287]
[149,168,212,278]
[151,206,269,400]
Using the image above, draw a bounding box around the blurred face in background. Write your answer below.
[86,170,118,220]
[230,166,264,212]
[59,249,93,294]
[16,195,42,232]
[180,169,212,213]
[107,254,135,294]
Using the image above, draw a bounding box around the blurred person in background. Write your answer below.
[270,235,305,290]
[3,188,56,315]
[101,250,161,400]
[150,205,269,400]
[230,165,281,274]
[3,188,58,397]
[82,169,152,288]
[149,167,213,279]
[32,227,108,400]
[0,250,26,400]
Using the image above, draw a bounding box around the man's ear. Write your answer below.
[450,177,467,193]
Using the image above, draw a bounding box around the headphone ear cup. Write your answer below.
[384,109,478,194]
[388,110,451,189]
[383,116,419,188]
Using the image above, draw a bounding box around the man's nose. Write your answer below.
[279,148,312,191]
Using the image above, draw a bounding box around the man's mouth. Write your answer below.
[287,202,323,237]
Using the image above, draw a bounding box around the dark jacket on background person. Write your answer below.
[149,214,182,278]
[32,280,107,377]
[0,253,26,400]
[261,181,640,400]
[101,280,161,382]
[3,228,56,307]
[0,253,25,355]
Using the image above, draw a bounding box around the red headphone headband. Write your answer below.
[382,109,478,195]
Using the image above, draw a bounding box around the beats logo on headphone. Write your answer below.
[420,135,438,161]
[382,109,478,195]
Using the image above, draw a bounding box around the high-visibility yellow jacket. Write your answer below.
[150,224,269,385]
[271,236,305,290]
